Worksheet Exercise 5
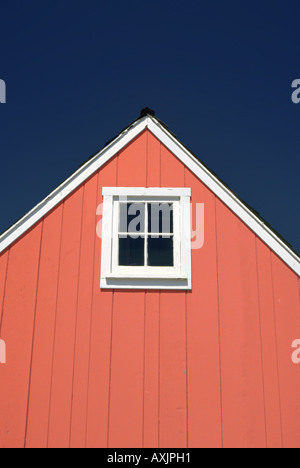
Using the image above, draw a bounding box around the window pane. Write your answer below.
[119,203,145,233]
[148,203,173,234]
[119,236,145,266]
[147,236,174,267]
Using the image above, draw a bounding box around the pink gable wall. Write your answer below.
[0,129,299,448]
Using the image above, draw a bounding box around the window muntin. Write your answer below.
[112,197,180,275]
[118,202,174,268]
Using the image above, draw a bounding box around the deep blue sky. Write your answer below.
[0,1,299,253]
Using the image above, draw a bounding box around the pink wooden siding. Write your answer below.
[0,129,299,448]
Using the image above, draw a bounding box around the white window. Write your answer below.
[100,188,191,289]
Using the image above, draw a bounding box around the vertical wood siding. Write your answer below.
[0,130,299,448]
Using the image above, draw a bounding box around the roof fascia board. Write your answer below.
[0,116,149,254]
[0,114,299,276]
[147,116,300,276]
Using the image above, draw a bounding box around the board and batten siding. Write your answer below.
[0,129,299,448]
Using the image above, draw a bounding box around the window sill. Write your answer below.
[100,274,191,290]
[104,272,188,280]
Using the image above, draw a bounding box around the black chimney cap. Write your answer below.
[140,107,155,117]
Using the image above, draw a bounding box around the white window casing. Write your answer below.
[100,187,192,290]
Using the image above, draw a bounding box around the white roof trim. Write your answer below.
[0,115,299,276]
[0,117,148,254]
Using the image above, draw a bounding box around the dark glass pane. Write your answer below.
[119,236,145,266]
[119,203,145,233]
[148,203,173,233]
[147,236,174,267]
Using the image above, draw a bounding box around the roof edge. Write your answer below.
[0,115,149,253]
[147,116,300,275]
[0,114,299,276]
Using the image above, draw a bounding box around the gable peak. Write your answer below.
[139,107,155,118]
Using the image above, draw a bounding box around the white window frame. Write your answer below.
[100,187,192,290]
